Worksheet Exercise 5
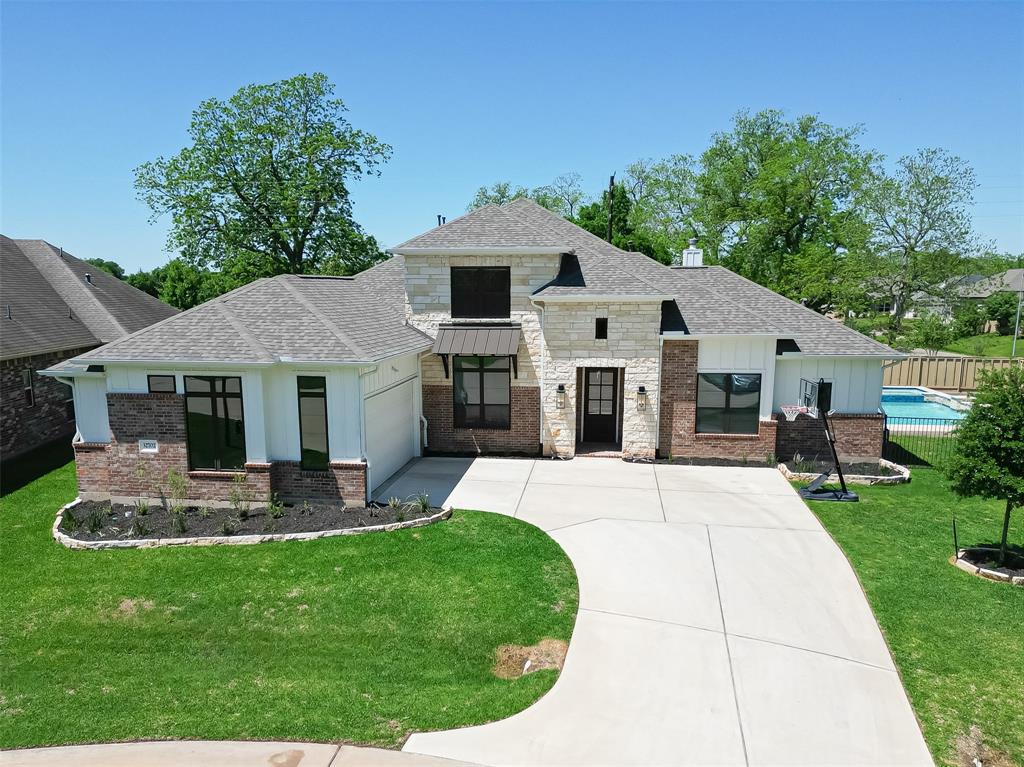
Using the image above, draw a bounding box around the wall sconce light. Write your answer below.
[637,385,648,411]
[556,383,567,409]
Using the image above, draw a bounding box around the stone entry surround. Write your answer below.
[73,392,366,506]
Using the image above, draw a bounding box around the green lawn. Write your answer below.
[0,463,578,749]
[944,334,1020,358]
[806,470,1023,767]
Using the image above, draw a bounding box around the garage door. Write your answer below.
[365,380,417,492]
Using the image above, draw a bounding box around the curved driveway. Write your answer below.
[377,457,933,767]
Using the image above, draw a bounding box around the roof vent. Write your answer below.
[673,238,704,267]
[84,273,93,285]
[436,214,446,226]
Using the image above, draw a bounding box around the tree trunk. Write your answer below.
[890,290,908,336]
[999,499,1013,567]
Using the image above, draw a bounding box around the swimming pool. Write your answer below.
[881,387,968,422]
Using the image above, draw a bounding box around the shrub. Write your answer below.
[945,366,1024,565]
[908,312,952,354]
[86,508,105,534]
[266,494,285,519]
[229,475,251,520]
[62,510,80,533]
[951,302,986,339]
[984,291,1018,334]
[412,493,431,516]
[128,517,150,538]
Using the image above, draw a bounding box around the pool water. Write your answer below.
[881,389,967,422]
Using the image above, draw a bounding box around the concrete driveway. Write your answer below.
[377,457,933,767]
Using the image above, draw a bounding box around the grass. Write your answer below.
[944,334,1020,358]
[806,469,1024,766]
[0,463,578,750]
[885,432,958,468]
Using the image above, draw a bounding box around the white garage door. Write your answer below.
[365,380,417,492]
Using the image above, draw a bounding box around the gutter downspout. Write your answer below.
[530,297,546,455]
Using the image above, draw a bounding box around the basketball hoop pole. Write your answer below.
[798,378,858,502]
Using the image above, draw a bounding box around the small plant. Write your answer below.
[165,469,188,505]
[128,517,150,538]
[300,500,313,516]
[263,518,278,533]
[62,510,80,533]
[229,474,251,520]
[266,494,285,519]
[792,452,816,474]
[134,498,149,517]
[170,510,187,536]
[86,508,105,534]
[765,452,779,466]
[395,506,406,523]
[412,493,431,516]
[220,518,236,536]
[387,497,403,516]
[198,506,213,519]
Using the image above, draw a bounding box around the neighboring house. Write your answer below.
[1,236,178,464]
[44,201,901,506]
[958,268,1024,301]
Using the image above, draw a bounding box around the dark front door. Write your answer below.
[583,368,618,444]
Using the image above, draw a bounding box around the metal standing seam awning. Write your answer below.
[432,324,522,378]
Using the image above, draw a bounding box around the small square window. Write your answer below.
[595,318,608,340]
[148,375,176,393]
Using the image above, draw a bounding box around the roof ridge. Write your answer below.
[214,301,275,363]
[35,241,131,337]
[278,275,369,359]
[503,198,632,256]
[391,204,500,250]
[705,266,897,353]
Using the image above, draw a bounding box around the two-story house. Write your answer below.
[45,200,900,506]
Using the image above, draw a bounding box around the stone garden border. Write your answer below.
[53,498,453,551]
[951,548,1024,586]
[777,458,911,486]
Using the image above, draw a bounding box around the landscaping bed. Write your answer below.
[0,463,579,750]
[779,458,910,485]
[953,546,1024,584]
[59,498,439,542]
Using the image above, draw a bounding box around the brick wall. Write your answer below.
[658,340,777,460]
[774,412,885,462]
[423,384,540,455]
[269,461,366,505]
[1,348,92,460]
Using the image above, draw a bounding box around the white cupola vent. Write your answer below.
[672,238,704,267]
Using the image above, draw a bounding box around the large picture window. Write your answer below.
[696,373,761,435]
[297,376,329,471]
[184,376,246,470]
[451,267,510,318]
[453,356,510,429]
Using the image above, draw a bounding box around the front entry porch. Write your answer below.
[576,366,623,453]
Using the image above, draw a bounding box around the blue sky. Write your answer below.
[3,1,1022,272]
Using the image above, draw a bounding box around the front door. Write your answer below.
[582,368,618,444]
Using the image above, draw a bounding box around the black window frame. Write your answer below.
[22,370,34,407]
[450,267,511,319]
[453,355,511,430]
[147,374,176,393]
[695,373,762,435]
[595,317,608,340]
[297,375,330,471]
[183,375,247,471]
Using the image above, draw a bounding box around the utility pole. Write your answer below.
[606,173,615,243]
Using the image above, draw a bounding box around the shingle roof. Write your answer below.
[1,236,177,361]
[68,259,432,365]
[960,269,1024,298]
[392,204,569,250]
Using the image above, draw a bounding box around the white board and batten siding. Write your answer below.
[362,353,421,493]
[772,357,884,414]
[697,336,777,421]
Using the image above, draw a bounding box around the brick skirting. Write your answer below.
[774,411,885,462]
[269,460,366,505]
[422,384,540,455]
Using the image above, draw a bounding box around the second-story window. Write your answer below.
[451,267,510,318]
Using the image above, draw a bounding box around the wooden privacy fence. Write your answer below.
[884,356,1023,391]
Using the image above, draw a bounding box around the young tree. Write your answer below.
[135,73,390,278]
[860,148,977,334]
[946,366,1024,566]
[908,312,952,354]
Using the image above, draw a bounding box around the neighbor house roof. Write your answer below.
[1,236,178,361]
[959,269,1024,299]
[59,259,432,367]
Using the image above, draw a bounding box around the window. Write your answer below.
[453,356,510,429]
[696,373,761,435]
[595,317,608,340]
[148,375,176,393]
[817,381,833,413]
[65,396,76,422]
[184,376,246,470]
[297,376,329,470]
[22,370,34,407]
[451,267,510,318]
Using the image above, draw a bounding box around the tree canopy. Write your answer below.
[135,73,390,279]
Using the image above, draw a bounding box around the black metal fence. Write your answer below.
[882,415,961,467]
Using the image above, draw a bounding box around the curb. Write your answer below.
[53,499,452,550]
[951,550,1024,585]
[777,458,911,486]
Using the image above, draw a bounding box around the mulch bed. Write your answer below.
[783,460,901,477]
[60,499,435,542]
[660,457,777,468]
[959,547,1024,579]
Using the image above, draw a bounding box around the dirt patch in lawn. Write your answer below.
[60,500,440,542]
[115,598,155,618]
[493,638,568,679]
[955,725,1018,767]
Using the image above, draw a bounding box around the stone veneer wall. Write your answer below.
[658,340,778,460]
[422,384,540,455]
[541,301,662,459]
[73,392,365,505]
[1,347,93,461]
[774,412,885,462]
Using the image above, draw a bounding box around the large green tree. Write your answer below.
[622,155,699,258]
[135,73,390,278]
[859,148,977,333]
[692,110,874,311]
[467,175,586,217]
[572,182,670,263]
[84,258,125,280]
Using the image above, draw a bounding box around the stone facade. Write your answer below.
[774,412,885,462]
[74,392,365,506]
[422,384,540,455]
[1,348,91,461]
[658,340,778,460]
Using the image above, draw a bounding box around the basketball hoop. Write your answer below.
[781,405,807,421]
[799,378,820,419]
